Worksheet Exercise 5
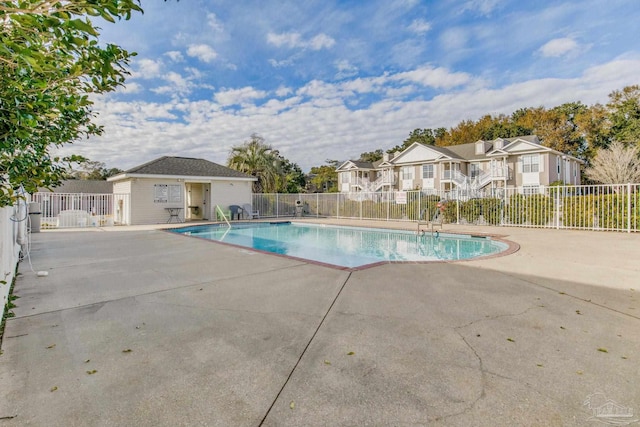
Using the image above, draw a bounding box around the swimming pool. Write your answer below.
[170,222,512,269]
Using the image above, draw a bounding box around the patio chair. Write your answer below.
[242,203,259,219]
[229,205,242,220]
[215,205,231,221]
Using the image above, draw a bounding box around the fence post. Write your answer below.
[387,191,390,221]
[276,193,279,218]
[316,193,319,218]
[628,183,632,233]
[336,193,339,218]
[556,186,561,229]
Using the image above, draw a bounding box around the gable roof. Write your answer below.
[109,156,255,180]
[390,142,464,164]
[38,180,113,194]
[336,160,376,171]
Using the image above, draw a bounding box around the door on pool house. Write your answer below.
[186,183,211,221]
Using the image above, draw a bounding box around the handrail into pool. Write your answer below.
[215,205,231,228]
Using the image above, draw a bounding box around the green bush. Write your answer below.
[481,198,502,225]
[595,193,640,230]
[441,200,458,223]
[562,195,595,228]
[505,194,525,225]
[460,199,482,224]
[525,194,553,226]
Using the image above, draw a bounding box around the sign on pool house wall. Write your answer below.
[154,184,182,203]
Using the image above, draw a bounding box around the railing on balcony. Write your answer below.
[490,165,511,180]
[352,175,395,192]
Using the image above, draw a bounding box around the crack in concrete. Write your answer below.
[430,305,540,423]
[258,271,353,426]
[454,304,540,330]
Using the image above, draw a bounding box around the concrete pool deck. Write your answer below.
[1,220,638,426]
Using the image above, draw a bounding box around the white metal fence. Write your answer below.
[253,183,640,233]
[1,202,28,319]
[30,193,130,228]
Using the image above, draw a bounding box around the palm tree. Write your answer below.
[227,134,281,193]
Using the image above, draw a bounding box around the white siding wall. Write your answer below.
[211,180,252,211]
[112,180,131,225]
[1,205,25,319]
[395,146,440,163]
[130,178,185,225]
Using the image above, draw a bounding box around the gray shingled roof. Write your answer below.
[445,142,489,160]
[349,160,375,169]
[124,156,254,179]
[39,180,113,194]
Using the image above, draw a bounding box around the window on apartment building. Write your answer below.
[402,166,414,180]
[522,154,540,173]
[469,163,480,178]
[422,164,434,179]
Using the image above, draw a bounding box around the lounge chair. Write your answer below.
[242,203,259,219]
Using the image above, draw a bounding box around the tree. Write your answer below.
[359,149,383,162]
[309,160,339,193]
[276,158,306,193]
[69,160,123,180]
[0,0,143,207]
[584,141,640,184]
[607,85,640,148]
[227,134,281,193]
[388,128,440,153]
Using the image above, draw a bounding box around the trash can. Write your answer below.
[28,202,42,233]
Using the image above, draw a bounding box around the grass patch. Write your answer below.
[1,265,20,345]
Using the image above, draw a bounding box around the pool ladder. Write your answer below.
[417,208,443,236]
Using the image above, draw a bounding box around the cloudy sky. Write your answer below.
[60,0,640,172]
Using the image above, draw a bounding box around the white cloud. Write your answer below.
[214,86,267,106]
[439,27,468,51]
[462,0,503,16]
[539,37,579,57]
[267,32,302,48]
[309,34,336,50]
[187,44,218,63]
[269,57,296,68]
[62,57,640,173]
[165,51,184,62]
[152,71,194,96]
[408,19,431,35]
[133,59,163,79]
[335,60,359,79]
[267,31,335,51]
[392,65,472,89]
[206,13,224,32]
[118,82,143,94]
[275,86,293,97]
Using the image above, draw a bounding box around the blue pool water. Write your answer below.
[170,222,509,268]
